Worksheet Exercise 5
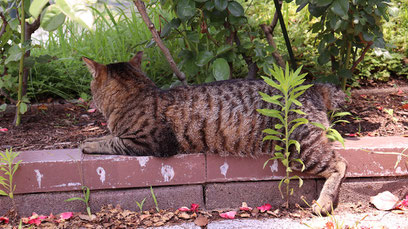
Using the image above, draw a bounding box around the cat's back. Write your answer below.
[163,79,275,157]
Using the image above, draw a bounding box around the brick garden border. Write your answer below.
[1,136,408,216]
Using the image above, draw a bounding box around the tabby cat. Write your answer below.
[81,52,348,215]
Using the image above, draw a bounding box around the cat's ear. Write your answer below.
[129,51,143,69]
[82,57,103,78]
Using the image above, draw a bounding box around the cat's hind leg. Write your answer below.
[311,153,347,215]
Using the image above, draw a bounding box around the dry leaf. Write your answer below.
[78,214,96,221]
[239,213,251,218]
[194,215,209,226]
[178,212,191,220]
[370,191,399,210]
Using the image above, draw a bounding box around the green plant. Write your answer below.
[293,0,390,89]
[257,63,312,208]
[0,148,22,201]
[150,186,160,212]
[65,186,92,217]
[0,0,95,126]
[384,108,398,123]
[311,110,351,147]
[136,197,147,213]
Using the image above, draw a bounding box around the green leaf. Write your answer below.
[332,111,351,118]
[275,124,283,130]
[316,0,333,7]
[29,0,49,19]
[0,189,7,196]
[216,44,234,56]
[204,1,215,10]
[289,140,301,153]
[177,0,196,20]
[310,122,326,130]
[293,84,313,93]
[262,135,281,142]
[161,18,181,37]
[55,0,94,30]
[65,197,84,202]
[290,175,304,187]
[0,104,7,112]
[5,45,22,64]
[275,145,284,151]
[227,1,244,17]
[256,109,284,123]
[263,158,274,169]
[212,58,230,81]
[262,128,283,136]
[292,159,305,171]
[330,0,349,17]
[214,0,228,11]
[328,128,345,147]
[259,92,283,106]
[196,51,214,67]
[290,109,306,115]
[338,68,352,79]
[19,102,28,114]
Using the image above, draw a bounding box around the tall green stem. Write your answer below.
[15,0,26,126]
[284,90,289,208]
[342,41,352,90]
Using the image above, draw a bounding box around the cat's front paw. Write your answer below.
[80,142,102,154]
[312,198,333,216]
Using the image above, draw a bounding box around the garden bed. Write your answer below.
[1,77,408,151]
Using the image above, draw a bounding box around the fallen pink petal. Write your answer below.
[0,217,9,224]
[0,128,8,132]
[59,212,73,220]
[257,204,272,212]
[178,207,190,212]
[87,108,96,113]
[190,203,199,212]
[219,211,236,219]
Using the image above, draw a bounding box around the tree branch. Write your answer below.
[234,31,258,79]
[0,88,16,104]
[260,24,285,68]
[133,0,187,86]
[0,13,8,38]
[350,43,372,73]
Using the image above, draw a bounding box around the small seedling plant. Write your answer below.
[65,186,92,217]
[0,148,22,202]
[257,63,312,208]
[311,110,351,147]
[150,186,160,212]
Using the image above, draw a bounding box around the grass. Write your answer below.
[28,1,180,101]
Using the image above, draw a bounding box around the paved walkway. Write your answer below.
[155,211,408,229]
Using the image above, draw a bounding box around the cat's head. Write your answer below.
[82,51,155,93]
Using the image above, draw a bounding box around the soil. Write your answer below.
[1,77,408,152]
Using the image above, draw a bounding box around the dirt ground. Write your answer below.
[1,77,407,151]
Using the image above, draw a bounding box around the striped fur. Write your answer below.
[81,53,348,215]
